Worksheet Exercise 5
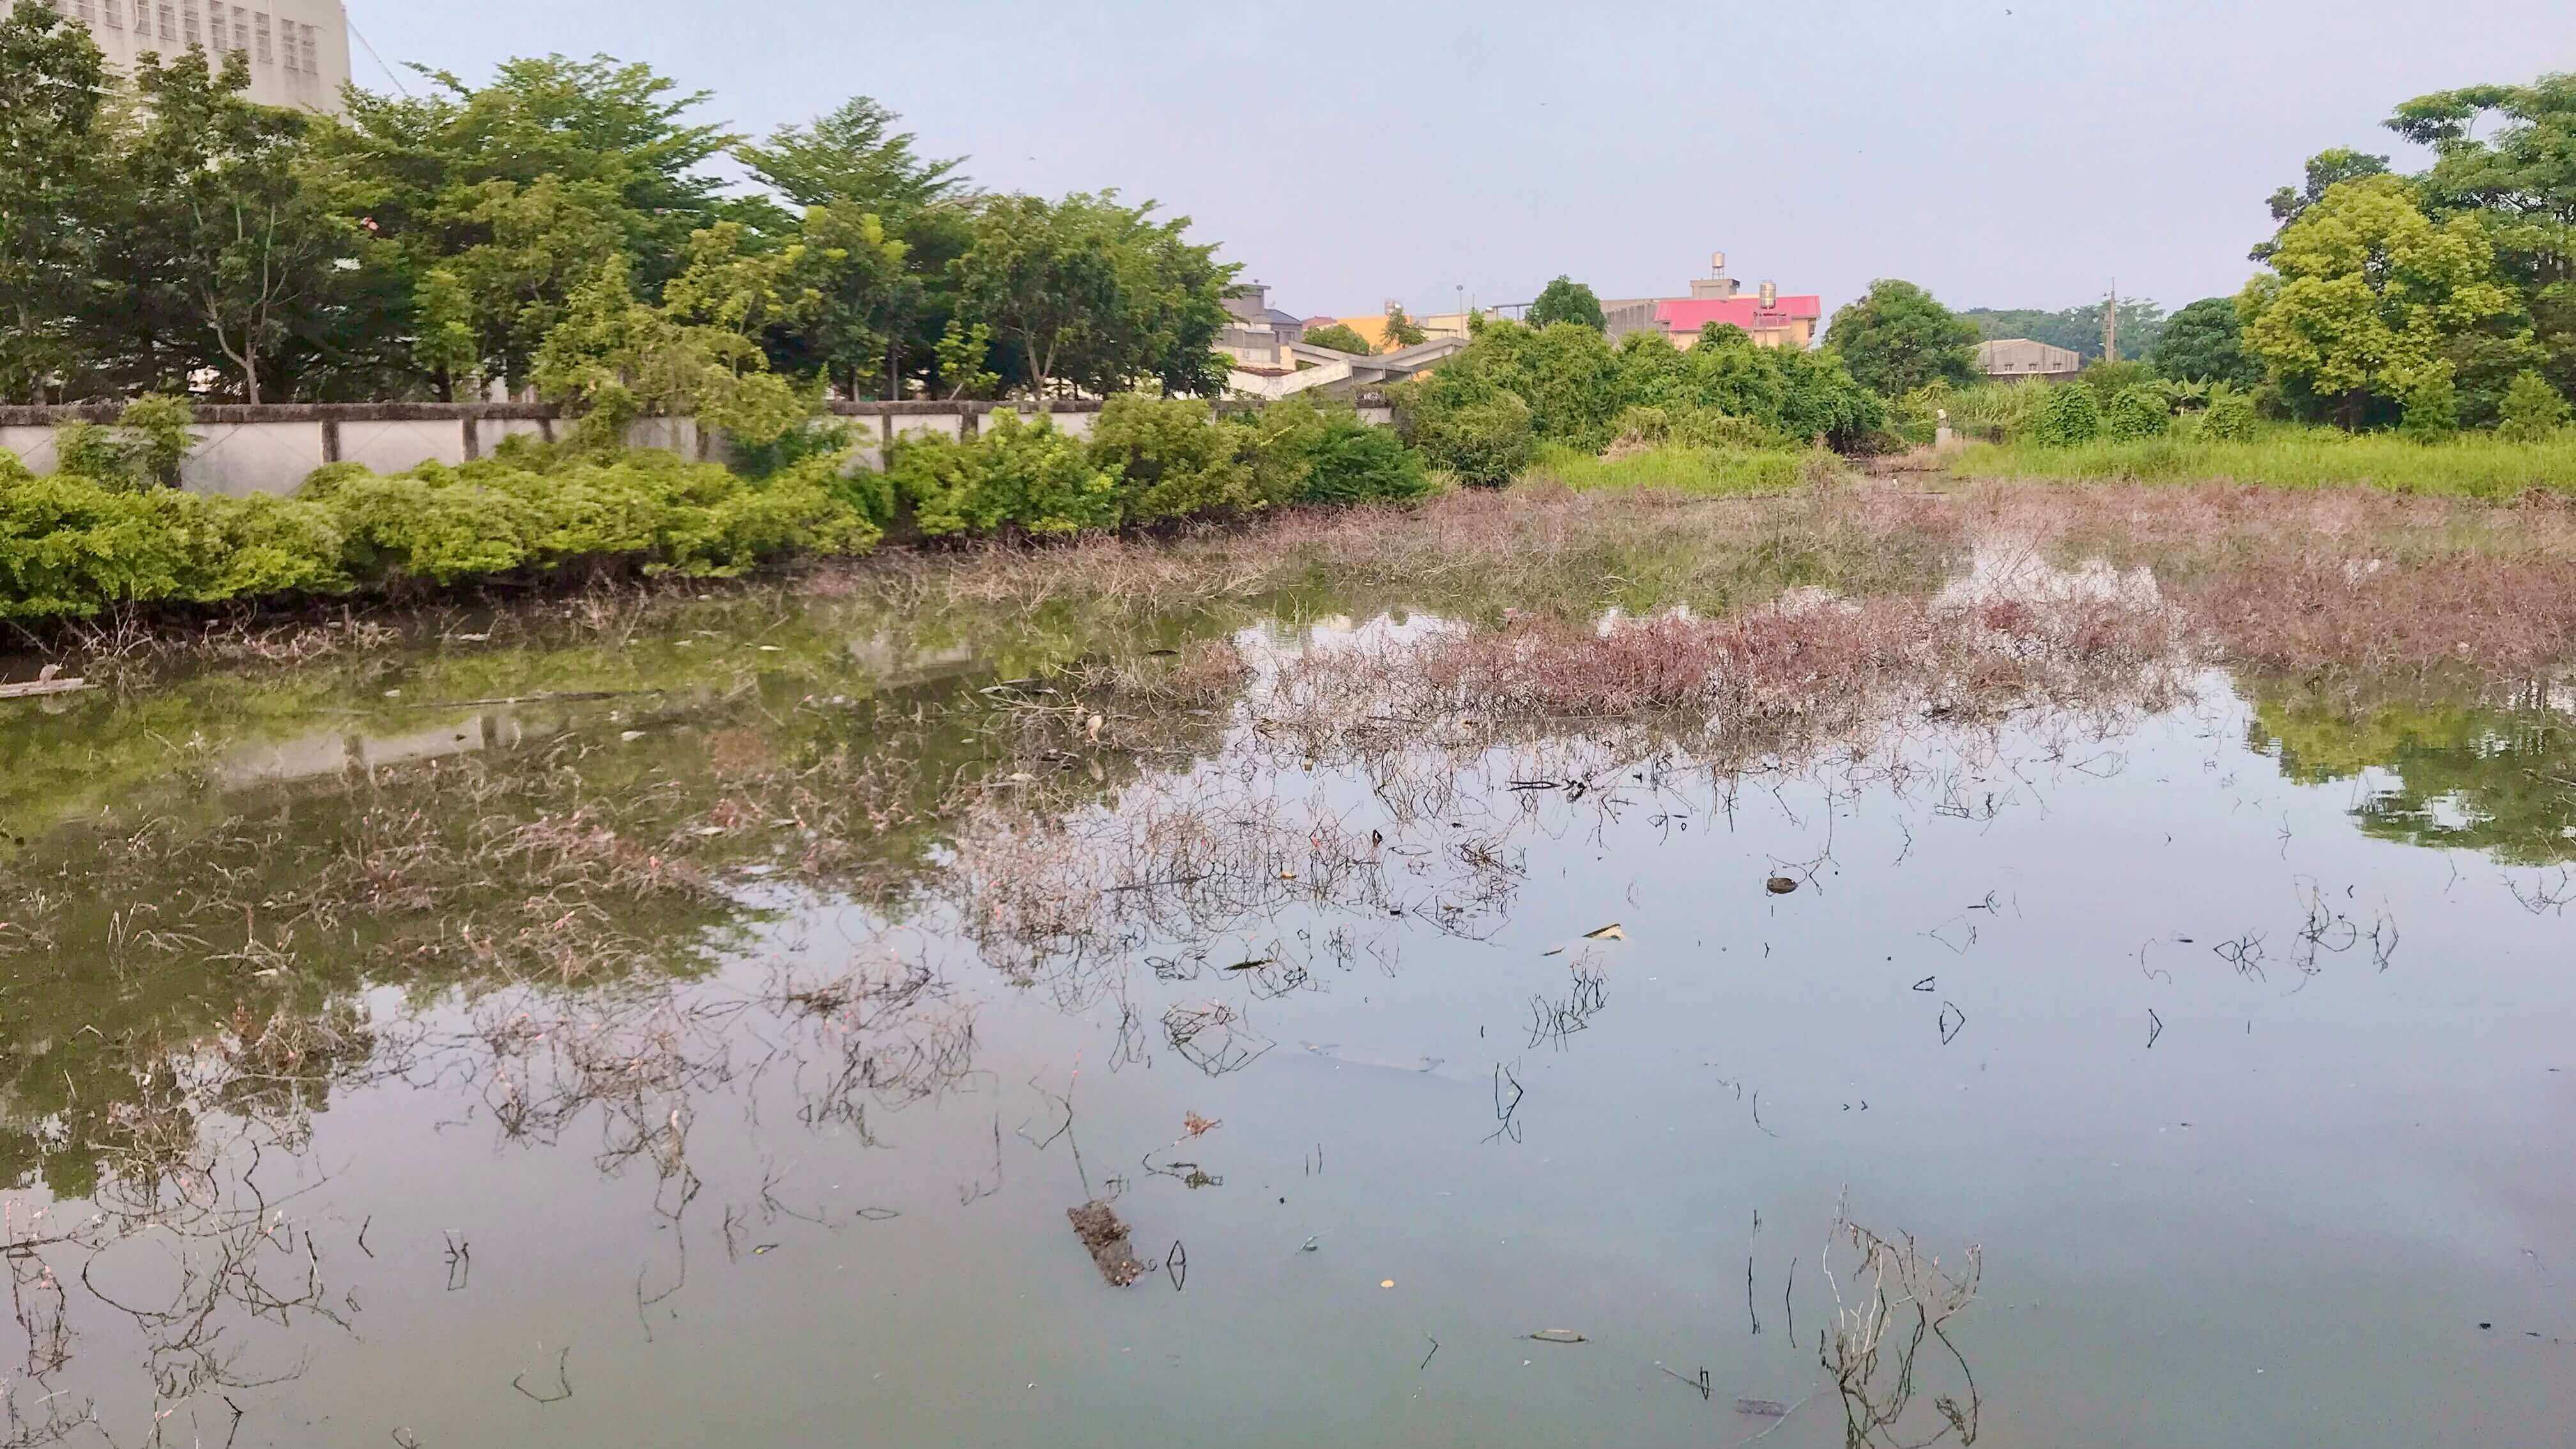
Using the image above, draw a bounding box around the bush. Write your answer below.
[50,395,196,489]
[885,413,1123,537]
[0,473,197,618]
[2104,385,2172,441]
[1088,395,1260,522]
[2028,385,2103,447]
[2400,370,2459,443]
[1302,323,1372,355]
[2497,371,2570,443]
[1607,404,1790,452]
[1399,388,1536,486]
[1297,413,1431,505]
[2201,389,2258,441]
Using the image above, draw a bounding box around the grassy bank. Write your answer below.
[1950,427,2576,496]
[1525,441,1830,496]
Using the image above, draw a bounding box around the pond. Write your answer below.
[1,504,2571,1448]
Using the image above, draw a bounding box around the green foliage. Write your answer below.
[1397,389,1536,487]
[1301,323,1373,355]
[1380,305,1428,349]
[2153,298,2264,388]
[2078,359,2155,400]
[50,396,195,489]
[737,96,966,215]
[0,0,107,403]
[2252,148,2392,261]
[1952,425,2576,496]
[2497,370,2572,441]
[953,191,1233,399]
[2201,388,2259,441]
[0,472,196,617]
[1607,404,1791,451]
[1400,318,1882,463]
[1528,276,1606,332]
[2104,384,2173,441]
[114,50,358,404]
[1826,279,1980,397]
[2239,174,2518,427]
[1294,413,1431,506]
[0,440,877,621]
[2028,384,2103,447]
[1087,395,1258,522]
[2400,367,2460,441]
[885,413,1122,537]
[1528,441,1818,497]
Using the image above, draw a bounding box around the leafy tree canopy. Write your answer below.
[1303,322,1373,355]
[1826,279,1979,397]
[1528,275,1606,332]
[2152,297,2263,388]
[2239,174,2518,425]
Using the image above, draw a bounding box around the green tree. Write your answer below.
[314,56,739,390]
[2251,148,2393,261]
[2152,297,2263,387]
[2239,175,2517,427]
[1381,304,1427,349]
[952,190,1232,398]
[1826,280,1979,396]
[1302,322,1373,355]
[1528,275,1606,332]
[2399,365,2460,440]
[2389,75,2576,401]
[114,50,358,403]
[0,1,108,402]
[738,96,973,399]
[738,96,967,215]
[2497,369,2570,440]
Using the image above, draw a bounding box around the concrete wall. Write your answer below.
[0,398,1396,496]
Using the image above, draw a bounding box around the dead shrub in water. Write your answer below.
[1821,1211,1982,1449]
[1264,590,2181,762]
[2187,556,2576,682]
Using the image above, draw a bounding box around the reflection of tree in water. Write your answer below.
[0,579,2198,1442]
[2250,680,2576,865]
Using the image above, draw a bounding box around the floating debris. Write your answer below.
[1766,877,1799,895]
[1066,1201,1144,1287]
[1735,1395,1790,1418]
[1582,923,1626,940]
[1528,1329,1588,1344]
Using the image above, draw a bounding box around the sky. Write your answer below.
[344,0,2574,323]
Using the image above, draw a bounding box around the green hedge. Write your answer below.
[0,444,874,621]
[878,396,1432,535]
[1,394,1446,622]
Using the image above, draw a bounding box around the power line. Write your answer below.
[347,15,407,96]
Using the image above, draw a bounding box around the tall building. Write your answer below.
[42,0,352,113]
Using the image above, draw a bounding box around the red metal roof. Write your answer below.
[1653,296,1823,333]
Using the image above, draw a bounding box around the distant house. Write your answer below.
[1217,286,1308,372]
[1978,339,2083,383]
[1600,260,1820,350]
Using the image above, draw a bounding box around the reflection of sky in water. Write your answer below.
[3,576,2575,1448]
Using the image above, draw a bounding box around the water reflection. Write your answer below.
[0,552,2572,1446]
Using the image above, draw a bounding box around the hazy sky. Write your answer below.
[346,0,2573,321]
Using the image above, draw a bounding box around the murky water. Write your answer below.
[1,552,2572,1448]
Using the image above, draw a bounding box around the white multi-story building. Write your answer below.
[43,0,351,112]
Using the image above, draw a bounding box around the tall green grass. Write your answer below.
[1951,426,2576,497]
[1524,441,1821,496]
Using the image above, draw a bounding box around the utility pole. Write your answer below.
[2104,279,2119,365]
